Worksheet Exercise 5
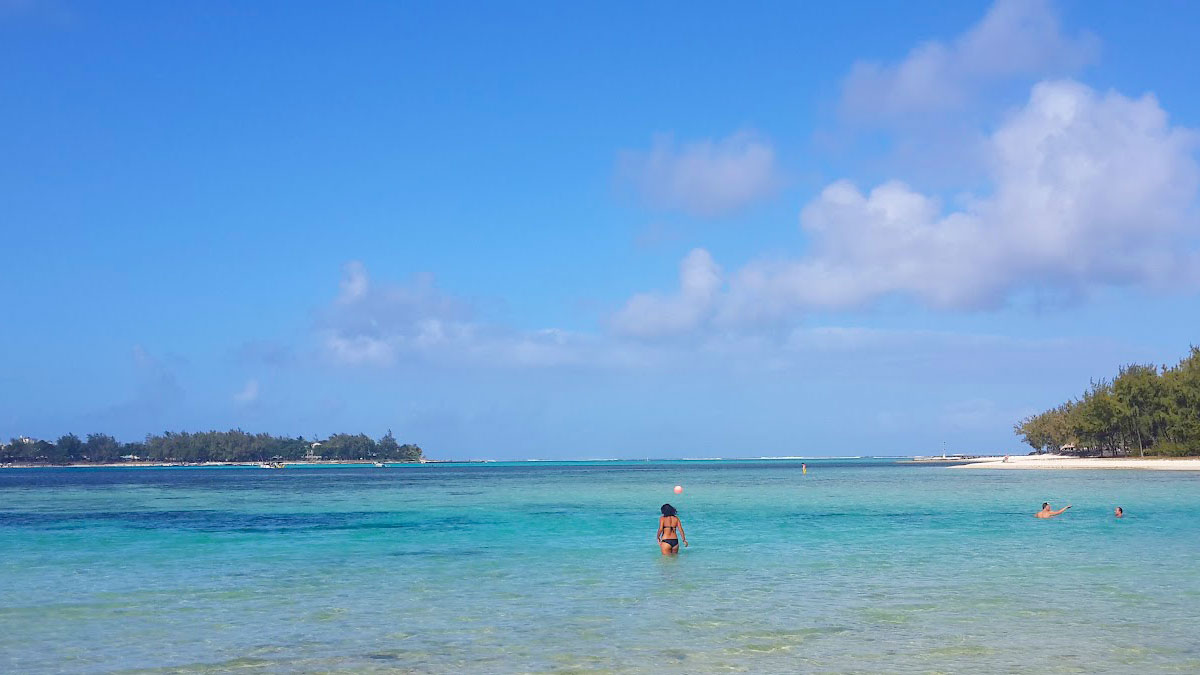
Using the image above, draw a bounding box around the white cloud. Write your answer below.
[320,262,650,369]
[233,379,260,405]
[617,131,781,217]
[319,261,473,367]
[325,334,397,367]
[610,249,722,338]
[786,81,1199,308]
[618,80,1200,333]
[312,264,1116,381]
[841,0,1098,121]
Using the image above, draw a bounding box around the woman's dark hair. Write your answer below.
[1042,502,1049,509]
[661,503,677,517]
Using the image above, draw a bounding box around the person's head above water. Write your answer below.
[1115,506,1124,517]
[1042,502,1050,510]
[661,504,677,517]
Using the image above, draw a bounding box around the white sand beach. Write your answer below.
[950,454,1200,471]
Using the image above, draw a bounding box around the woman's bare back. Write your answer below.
[660,515,679,539]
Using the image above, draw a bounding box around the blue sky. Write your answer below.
[3,0,1199,458]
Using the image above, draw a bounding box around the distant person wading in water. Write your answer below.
[657,504,688,555]
[1036,502,1072,518]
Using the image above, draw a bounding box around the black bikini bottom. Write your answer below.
[662,538,678,547]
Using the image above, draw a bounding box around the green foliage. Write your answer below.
[1014,400,1080,453]
[1151,440,1192,457]
[378,429,422,462]
[1,430,424,464]
[1014,346,1200,456]
[84,433,123,462]
[319,433,377,460]
[53,434,82,463]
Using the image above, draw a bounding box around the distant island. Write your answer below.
[1015,346,1200,457]
[1,429,422,465]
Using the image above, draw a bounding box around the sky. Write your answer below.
[2,0,1199,459]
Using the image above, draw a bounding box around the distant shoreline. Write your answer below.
[949,454,1200,471]
[13,455,1197,470]
[4,456,931,468]
[0,459,474,469]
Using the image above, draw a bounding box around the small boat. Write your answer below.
[373,461,386,467]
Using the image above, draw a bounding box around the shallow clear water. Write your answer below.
[2,459,1199,673]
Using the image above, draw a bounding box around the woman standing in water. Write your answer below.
[657,504,688,555]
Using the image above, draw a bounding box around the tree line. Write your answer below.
[1015,346,1200,457]
[1,429,423,464]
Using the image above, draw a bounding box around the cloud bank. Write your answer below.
[617,80,1200,335]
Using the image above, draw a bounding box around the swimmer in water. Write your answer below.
[657,503,688,555]
[1035,502,1072,518]
[1114,506,1124,518]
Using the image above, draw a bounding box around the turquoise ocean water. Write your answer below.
[2,459,1199,673]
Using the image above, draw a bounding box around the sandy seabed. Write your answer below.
[950,453,1200,471]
